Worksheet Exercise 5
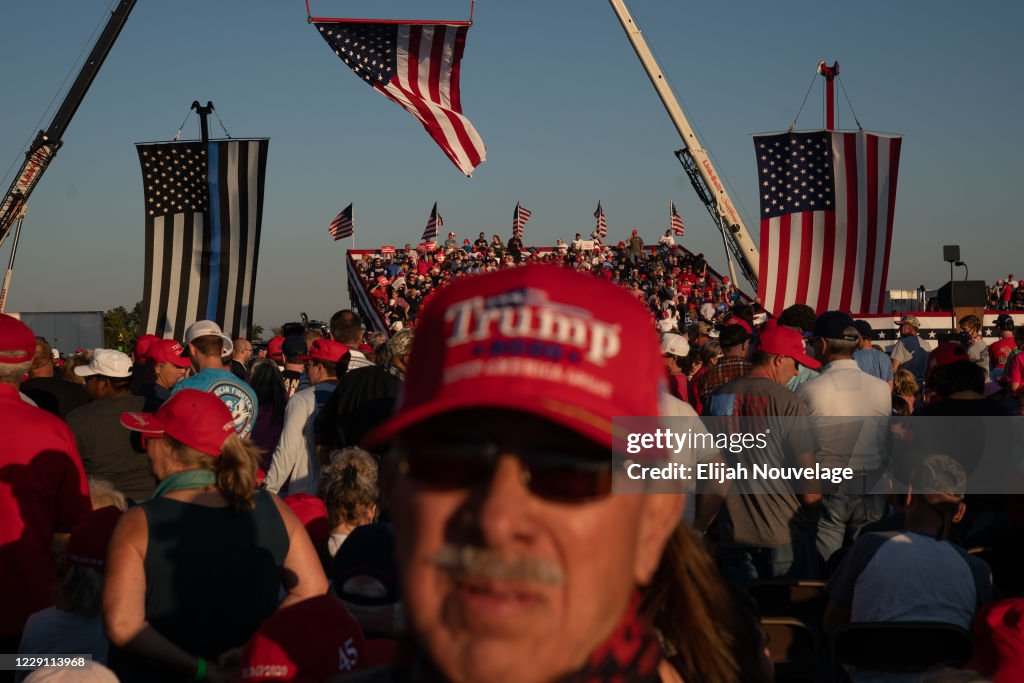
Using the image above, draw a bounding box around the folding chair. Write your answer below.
[762,617,822,683]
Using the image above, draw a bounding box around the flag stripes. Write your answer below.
[594,201,607,239]
[315,21,486,176]
[422,202,442,241]
[513,202,532,238]
[670,202,685,236]
[330,203,354,240]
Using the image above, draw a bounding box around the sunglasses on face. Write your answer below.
[397,441,613,502]
[140,433,165,450]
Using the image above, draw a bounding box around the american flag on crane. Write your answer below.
[314,19,486,177]
[754,130,902,316]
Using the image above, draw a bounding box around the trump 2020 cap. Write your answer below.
[120,388,235,457]
[364,265,663,449]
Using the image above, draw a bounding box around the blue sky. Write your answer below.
[1,0,1021,333]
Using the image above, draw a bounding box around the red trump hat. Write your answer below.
[147,339,191,368]
[120,388,235,456]
[757,321,821,370]
[241,595,367,682]
[298,339,349,364]
[365,264,663,449]
[0,314,35,364]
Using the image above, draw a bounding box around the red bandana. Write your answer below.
[557,593,662,683]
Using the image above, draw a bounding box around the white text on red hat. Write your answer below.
[445,288,622,366]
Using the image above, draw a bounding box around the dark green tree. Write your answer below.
[103,301,145,350]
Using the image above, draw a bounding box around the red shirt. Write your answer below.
[667,373,702,415]
[1007,353,1024,388]
[989,337,1016,370]
[0,383,91,636]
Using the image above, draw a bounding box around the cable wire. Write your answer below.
[0,0,117,189]
[837,75,863,130]
[649,37,759,239]
[788,70,819,132]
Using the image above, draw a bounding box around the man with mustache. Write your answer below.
[364,265,683,682]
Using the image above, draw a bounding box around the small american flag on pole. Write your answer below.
[329,203,354,241]
[512,202,532,239]
[670,202,685,236]
[755,130,902,316]
[314,20,486,177]
[594,201,607,239]
[422,202,443,241]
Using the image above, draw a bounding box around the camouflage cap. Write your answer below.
[910,454,967,506]
[387,329,415,359]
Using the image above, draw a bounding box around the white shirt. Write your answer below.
[264,381,335,495]
[656,316,679,333]
[796,359,891,471]
[346,348,374,373]
[658,393,720,525]
[659,234,675,247]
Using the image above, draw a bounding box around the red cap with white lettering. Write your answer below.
[241,594,367,681]
[364,264,662,449]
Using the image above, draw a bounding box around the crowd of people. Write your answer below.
[352,230,746,336]
[987,276,1024,311]
[2,257,1024,683]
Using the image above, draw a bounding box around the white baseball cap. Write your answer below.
[183,320,234,355]
[75,349,134,379]
[659,333,690,358]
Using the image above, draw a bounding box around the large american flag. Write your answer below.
[594,201,607,239]
[314,20,486,177]
[137,139,269,340]
[329,203,354,241]
[754,130,902,316]
[422,202,443,241]
[512,202,532,239]
[670,202,685,237]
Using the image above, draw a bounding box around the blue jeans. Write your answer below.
[718,534,820,588]
[816,479,887,562]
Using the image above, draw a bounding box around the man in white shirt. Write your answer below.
[797,311,892,561]
[264,340,349,495]
[329,311,374,373]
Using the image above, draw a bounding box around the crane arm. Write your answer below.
[0,0,137,247]
[607,0,760,291]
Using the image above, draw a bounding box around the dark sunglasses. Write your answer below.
[398,442,613,502]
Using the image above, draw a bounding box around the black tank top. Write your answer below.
[110,489,289,682]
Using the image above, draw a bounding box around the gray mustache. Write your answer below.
[429,545,565,586]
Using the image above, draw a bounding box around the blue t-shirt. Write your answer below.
[853,347,895,384]
[171,368,259,438]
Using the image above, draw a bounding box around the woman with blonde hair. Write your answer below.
[893,367,920,413]
[320,448,379,557]
[103,389,327,683]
